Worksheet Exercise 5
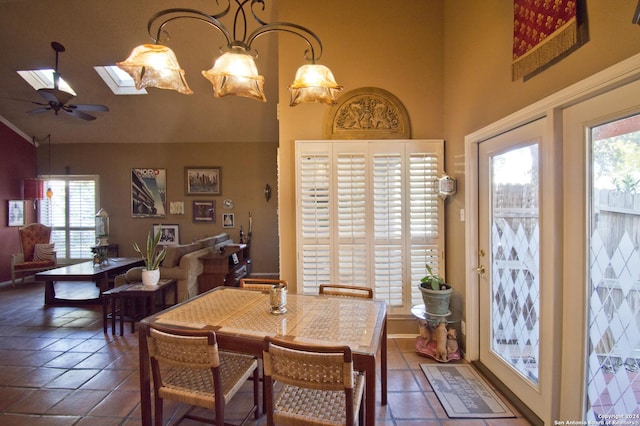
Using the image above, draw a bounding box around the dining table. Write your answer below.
[138,286,387,426]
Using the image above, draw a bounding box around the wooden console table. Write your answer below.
[198,244,250,293]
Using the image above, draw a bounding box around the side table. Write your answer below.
[411,304,462,362]
[103,279,177,336]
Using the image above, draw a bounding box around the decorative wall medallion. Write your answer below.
[323,87,411,139]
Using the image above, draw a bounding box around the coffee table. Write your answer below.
[35,257,144,305]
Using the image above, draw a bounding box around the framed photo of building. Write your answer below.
[193,200,215,223]
[131,168,167,218]
[152,224,180,246]
[8,200,25,227]
[185,167,221,195]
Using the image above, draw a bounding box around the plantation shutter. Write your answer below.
[295,140,444,315]
[40,176,99,261]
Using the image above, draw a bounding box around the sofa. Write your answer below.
[114,232,232,302]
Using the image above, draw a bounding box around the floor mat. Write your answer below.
[420,364,515,418]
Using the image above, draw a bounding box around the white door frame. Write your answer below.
[464,53,640,423]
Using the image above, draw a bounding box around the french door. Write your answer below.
[563,78,640,420]
[477,117,560,421]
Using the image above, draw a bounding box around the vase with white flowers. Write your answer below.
[133,228,167,286]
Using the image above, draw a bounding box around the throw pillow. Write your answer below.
[161,242,200,268]
[33,243,55,261]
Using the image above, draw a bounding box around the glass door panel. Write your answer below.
[587,115,640,418]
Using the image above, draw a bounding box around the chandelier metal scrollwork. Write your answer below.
[117,0,343,106]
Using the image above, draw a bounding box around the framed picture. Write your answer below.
[185,167,221,195]
[152,224,180,246]
[193,200,215,223]
[131,168,167,218]
[222,213,235,228]
[8,200,25,227]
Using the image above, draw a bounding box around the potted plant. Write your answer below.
[133,228,167,286]
[418,264,452,315]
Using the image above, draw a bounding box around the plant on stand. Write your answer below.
[133,228,167,286]
[418,264,452,315]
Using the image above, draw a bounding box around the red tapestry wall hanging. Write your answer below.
[512,0,580,80]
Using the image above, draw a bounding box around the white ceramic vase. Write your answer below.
[141,268,160,286]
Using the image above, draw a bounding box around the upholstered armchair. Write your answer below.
[11,223,57,286]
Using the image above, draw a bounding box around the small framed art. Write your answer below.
[222,213,235,228]
[152,224,180,246]
[193,200,215,223]
[185,167,221,195]
[8,200,25,227]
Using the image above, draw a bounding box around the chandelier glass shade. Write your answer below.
[117,1,342,105]
[289,64,343,106]
[117,44,193,95]
[201,48,266,101]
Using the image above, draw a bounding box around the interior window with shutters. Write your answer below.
[38,176,99,262]
[295,140,444,315]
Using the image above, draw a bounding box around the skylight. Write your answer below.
[17,69,77,96]
[94,66,147,95]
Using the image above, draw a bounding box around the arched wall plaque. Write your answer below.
[323,87,411,139]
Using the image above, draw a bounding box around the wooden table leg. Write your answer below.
[102,294,109,334]
[381,314,388,405]
[119,296,125,337]
[44,280,56,305]
[138,323,152,425]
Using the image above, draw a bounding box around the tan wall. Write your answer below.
[276,0,640,334]
[38,142,279,275]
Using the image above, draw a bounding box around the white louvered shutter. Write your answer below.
[295,140,444,314]
[39,176,98,262]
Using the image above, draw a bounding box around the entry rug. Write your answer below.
[420,364,515,418]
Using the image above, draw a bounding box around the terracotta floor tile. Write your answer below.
[0,280,533,425]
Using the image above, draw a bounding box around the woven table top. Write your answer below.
[154,287,385,353]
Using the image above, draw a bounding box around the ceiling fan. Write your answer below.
[25,41,109,121]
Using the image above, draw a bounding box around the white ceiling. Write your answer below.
[0,0,280,144]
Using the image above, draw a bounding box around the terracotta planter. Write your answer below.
[141,268,160,286]
[419,283,452,315]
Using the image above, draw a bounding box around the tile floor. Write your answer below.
[0,279,532,425]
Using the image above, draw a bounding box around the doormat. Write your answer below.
[420,364,515,418]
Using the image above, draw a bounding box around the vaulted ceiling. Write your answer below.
[0,0,280,144]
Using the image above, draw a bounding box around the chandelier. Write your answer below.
[117,0,343,106]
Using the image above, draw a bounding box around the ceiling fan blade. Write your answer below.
[28,107,52,114]
[69,104,110,112]
[64,108,96,121]
[38,88,75,105]
[6,97,49,107]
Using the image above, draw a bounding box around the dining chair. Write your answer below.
[142,323,259,426]
[262,336,365,426]
[319,284,373,299]
[239,278,287,291]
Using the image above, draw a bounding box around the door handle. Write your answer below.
[476,265,486,277]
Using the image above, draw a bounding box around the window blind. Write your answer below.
[39,176,98,262]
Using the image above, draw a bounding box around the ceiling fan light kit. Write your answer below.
[117,0,343,105]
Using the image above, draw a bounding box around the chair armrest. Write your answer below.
[11,253,25,265]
